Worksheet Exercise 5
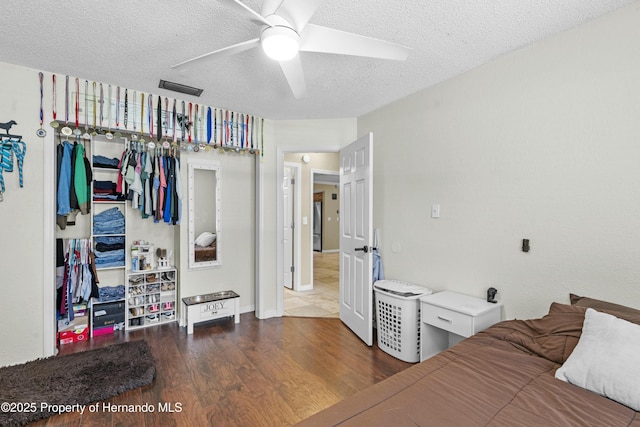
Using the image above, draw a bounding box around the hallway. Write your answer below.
[284,252,339,317]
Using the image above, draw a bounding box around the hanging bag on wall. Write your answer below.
[1,142,13,172]
[0,143,5,194]
[11,140,26,188]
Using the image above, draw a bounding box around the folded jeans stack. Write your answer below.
[93,155,120,169]
[93,207,125,235]
[98,285,125,302]
[94,235,125,268]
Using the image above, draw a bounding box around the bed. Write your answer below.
[194,240,217,262]
[296,294,640,426]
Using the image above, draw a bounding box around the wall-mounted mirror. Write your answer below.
[188,159,221,269]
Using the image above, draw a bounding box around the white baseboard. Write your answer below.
[322,249,339,253]
[255,309,279,319]
[296,283,313,292]
[240,305,255,314]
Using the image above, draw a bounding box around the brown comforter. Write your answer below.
[297,303,640,426]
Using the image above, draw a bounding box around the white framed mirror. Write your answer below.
[188,159,221,269]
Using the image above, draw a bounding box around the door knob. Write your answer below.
[355,246,369,253]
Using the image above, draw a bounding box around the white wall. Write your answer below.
[359,2,640,320]
[0,63,46,366]
[177,151,255,319]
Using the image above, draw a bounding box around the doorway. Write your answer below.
[278,151,340,317]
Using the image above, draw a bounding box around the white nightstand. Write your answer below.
[420,291,502,361]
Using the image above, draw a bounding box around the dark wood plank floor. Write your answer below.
[33,314,411,426]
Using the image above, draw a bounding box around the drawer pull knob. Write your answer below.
[437,316,453,323]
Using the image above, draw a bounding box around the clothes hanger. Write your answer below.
[1,133,22,141]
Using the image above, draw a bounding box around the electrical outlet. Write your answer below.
[431,204,440,218]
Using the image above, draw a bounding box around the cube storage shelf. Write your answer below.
[126,268,177,330]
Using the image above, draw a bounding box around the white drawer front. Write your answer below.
[422,304,474,337]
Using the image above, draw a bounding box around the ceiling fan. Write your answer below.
[172,0,411,99]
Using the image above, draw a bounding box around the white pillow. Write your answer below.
[194,232,216,247]
[555,308,640,411]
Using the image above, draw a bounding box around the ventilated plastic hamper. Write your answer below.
[374,280,432,363]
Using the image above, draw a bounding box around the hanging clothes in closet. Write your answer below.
[56,238,99,321]
[115,142,182,225]
[56,138,92,230]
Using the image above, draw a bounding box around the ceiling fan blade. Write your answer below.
[274,0,324,32]
[172,38,260,68]
[279,56,307,99]
[261,0,284,17]
[218,0,271,26]
[300,24,411,61]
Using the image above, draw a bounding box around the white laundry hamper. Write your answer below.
[374,280,433,363]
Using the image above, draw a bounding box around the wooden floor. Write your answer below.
[35,314,411,426]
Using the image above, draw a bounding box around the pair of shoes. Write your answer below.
[129,307,144,316]
[161,282,176,291]
[162,311,175,320]
[128,286,144,296]
[128,296,144,306]
[146,314,159,323]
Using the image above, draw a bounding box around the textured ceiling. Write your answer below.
[0,0,637,120]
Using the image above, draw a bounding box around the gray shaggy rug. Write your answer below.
[0,340,156,426]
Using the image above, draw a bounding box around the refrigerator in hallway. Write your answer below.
[313,200,322,252]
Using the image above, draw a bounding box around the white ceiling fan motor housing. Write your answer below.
[261,24,301,61]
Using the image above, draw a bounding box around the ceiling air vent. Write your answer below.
[158,80,203,97]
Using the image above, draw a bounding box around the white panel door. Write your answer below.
[339,133,373,345]
[283,165,294,289]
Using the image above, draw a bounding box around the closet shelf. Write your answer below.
[96,265,125,271]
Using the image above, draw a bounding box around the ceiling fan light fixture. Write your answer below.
[261,26,300,61]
